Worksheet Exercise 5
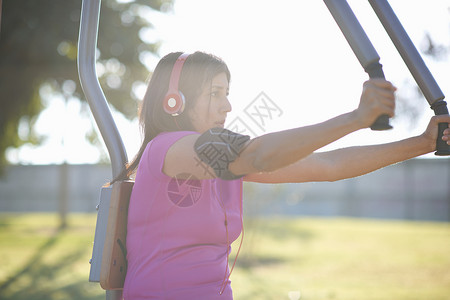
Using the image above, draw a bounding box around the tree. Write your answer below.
[0,0,173,167]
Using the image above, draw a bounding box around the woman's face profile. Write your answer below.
[188,72,232,133]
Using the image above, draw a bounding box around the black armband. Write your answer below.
[194,127,250,180]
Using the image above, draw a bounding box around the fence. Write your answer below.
[0,159,449,221]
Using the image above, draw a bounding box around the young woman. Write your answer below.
[120,51,450,299]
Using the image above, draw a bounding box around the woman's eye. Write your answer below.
[210,90,229,98]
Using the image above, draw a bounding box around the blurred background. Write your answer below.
[0,0,449,299]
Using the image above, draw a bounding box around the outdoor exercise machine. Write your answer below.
[324,0,450,155]
[77,0,450,299]
[78,0,131,299]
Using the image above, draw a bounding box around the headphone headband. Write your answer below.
[163,53,190,116]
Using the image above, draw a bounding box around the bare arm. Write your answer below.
[164,112,362,180]
[229,110,362,175]
[244,114,450,183]
[229,79,396,175]
[164,79,396,179]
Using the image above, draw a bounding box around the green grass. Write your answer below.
[0,214,449,300]
[231,217,450,300]
[0,214,101,300]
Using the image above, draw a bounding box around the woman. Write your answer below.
[120,51,450,299]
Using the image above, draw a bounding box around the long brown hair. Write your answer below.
[111,51,231,183]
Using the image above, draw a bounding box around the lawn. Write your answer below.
[0,213,449,300]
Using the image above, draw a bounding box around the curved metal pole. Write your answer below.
[323,0,392,130]
[368,0,449,156]
[78,1,127,299]
[368,0,444,105]
[77,0,128,178]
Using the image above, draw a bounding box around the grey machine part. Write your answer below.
[78,0,128,299]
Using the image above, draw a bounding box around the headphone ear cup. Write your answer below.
[163,53,190,116]
[163,91,185,116]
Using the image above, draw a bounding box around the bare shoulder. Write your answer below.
[163,133,216,180]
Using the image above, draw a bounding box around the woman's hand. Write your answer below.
[419,114,450,152]
[353,79,397,128]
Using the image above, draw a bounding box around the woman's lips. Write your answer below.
[215,120,225,127]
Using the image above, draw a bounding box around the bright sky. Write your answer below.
[7,0,450,165]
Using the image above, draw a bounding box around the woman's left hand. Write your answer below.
[420,114,450,151]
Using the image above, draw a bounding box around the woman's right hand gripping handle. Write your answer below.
[354,79,397,130]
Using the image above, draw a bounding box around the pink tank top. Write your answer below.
[123,131,243,300]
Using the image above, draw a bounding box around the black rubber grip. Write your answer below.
[365,62,392,130]
[431,100,450,156]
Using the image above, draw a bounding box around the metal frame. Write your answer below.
[324,0,449,155]
[77,0,127,299]
[78,0,128,176]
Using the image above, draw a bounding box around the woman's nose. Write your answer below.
[222,97,232,113]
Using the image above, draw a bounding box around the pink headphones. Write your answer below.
[163,53,190,116]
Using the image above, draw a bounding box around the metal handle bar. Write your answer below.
[78,0,128,178]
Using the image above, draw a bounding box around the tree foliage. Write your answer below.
[0,0,172,167]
